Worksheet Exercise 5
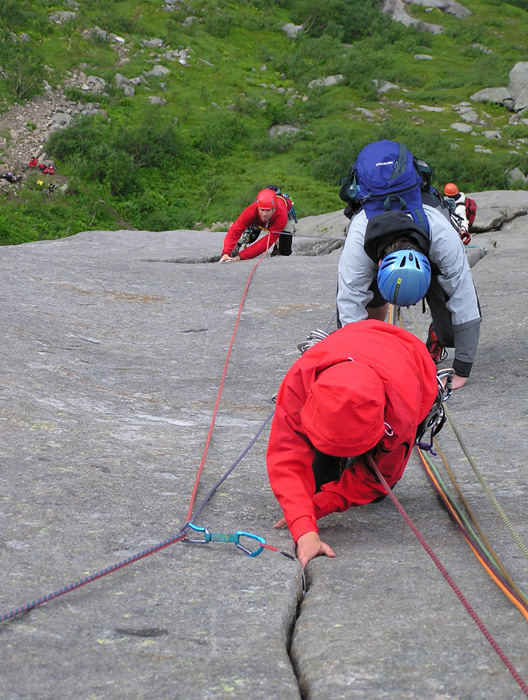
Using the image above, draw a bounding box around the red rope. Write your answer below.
[1,244,278,623]
[185,250,270,522]
[367,454,528,697]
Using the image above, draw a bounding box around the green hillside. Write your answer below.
[1,0,528,243]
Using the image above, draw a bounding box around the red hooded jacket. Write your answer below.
[266,320,438,543]
[221,198,289,260]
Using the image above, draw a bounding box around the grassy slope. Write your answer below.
[1,0,528,243]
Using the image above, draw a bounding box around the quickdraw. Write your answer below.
[182,522,267,557]
[180,523,307,593]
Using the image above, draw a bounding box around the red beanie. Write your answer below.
[300,361,386,456]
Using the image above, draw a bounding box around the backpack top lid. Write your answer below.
[355,140,420,204]
[341,140,430,234]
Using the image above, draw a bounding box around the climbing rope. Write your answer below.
[444,404,528,562]
[184,248,269,522]
[395,304,528,607]
[0,407,303,624]
[0,534,188,623]
[417,446,528,620]
[1,243,307,623]
[429,438,527,602]
[367,453,528,698]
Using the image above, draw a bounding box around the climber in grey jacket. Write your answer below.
[336,204,481,389]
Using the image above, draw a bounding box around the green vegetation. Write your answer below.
[1,0,528,244]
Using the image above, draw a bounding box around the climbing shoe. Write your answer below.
[426,323,448,364]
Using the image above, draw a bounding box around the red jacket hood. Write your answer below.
[300,360,386,456]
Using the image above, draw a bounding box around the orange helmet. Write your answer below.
[443,182,459,196]
[256,188,276,208]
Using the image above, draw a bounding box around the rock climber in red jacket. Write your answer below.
[267,320,439,568]
[219,188,292,262]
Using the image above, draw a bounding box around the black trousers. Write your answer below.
[312,450,343,492]
[312,449,388,502]
[278,231,292,256]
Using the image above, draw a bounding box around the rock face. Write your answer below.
[413,0,470,16]
[381,0,444,33]
[0,203,527,699]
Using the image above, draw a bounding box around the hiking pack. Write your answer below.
[338,140,452,235]
[465,196,477,227]
[266,184,298,223]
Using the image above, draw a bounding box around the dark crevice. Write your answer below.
[115,626,168,638]
[141,245,342,264]
[286,567,312,700]
[142,256,221,264]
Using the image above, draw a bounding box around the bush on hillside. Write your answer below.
[310,127,366,184]
[195,112,251,157]
[48,113,190,169]
[290,0,395,42]
[203,9,234,37]
[0,41,45,101]
[0,0,47,33]
[274,33,344,84]
[46,113,194,198]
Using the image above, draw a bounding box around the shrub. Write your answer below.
[196,112,250,157]
[0,0,46,33]
[290,0,394,43]
[275,33,344,84]
[203,10,234,37]
[309,127,367,184]
[47,114,192,183]
[0,43,45,101]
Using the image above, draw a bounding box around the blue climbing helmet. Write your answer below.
[377,249,431,307]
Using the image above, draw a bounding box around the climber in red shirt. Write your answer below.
[219,188,292,261]
[267,320,439,568]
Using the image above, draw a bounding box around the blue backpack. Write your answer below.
[338,140,431,235]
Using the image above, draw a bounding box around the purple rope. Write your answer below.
[1,411,276,623]
[0,533,187,623]
[190,410,274,523]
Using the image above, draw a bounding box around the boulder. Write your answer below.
[49,11,77,24]
[282,23,304,38]
[307,75,344,89]
[508,62,528,112]
[409,0,470,17]
[470,87,512,105]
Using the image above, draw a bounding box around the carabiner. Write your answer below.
[233,531,265,558]
[437,369,454,402]
[181,522,211,544]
